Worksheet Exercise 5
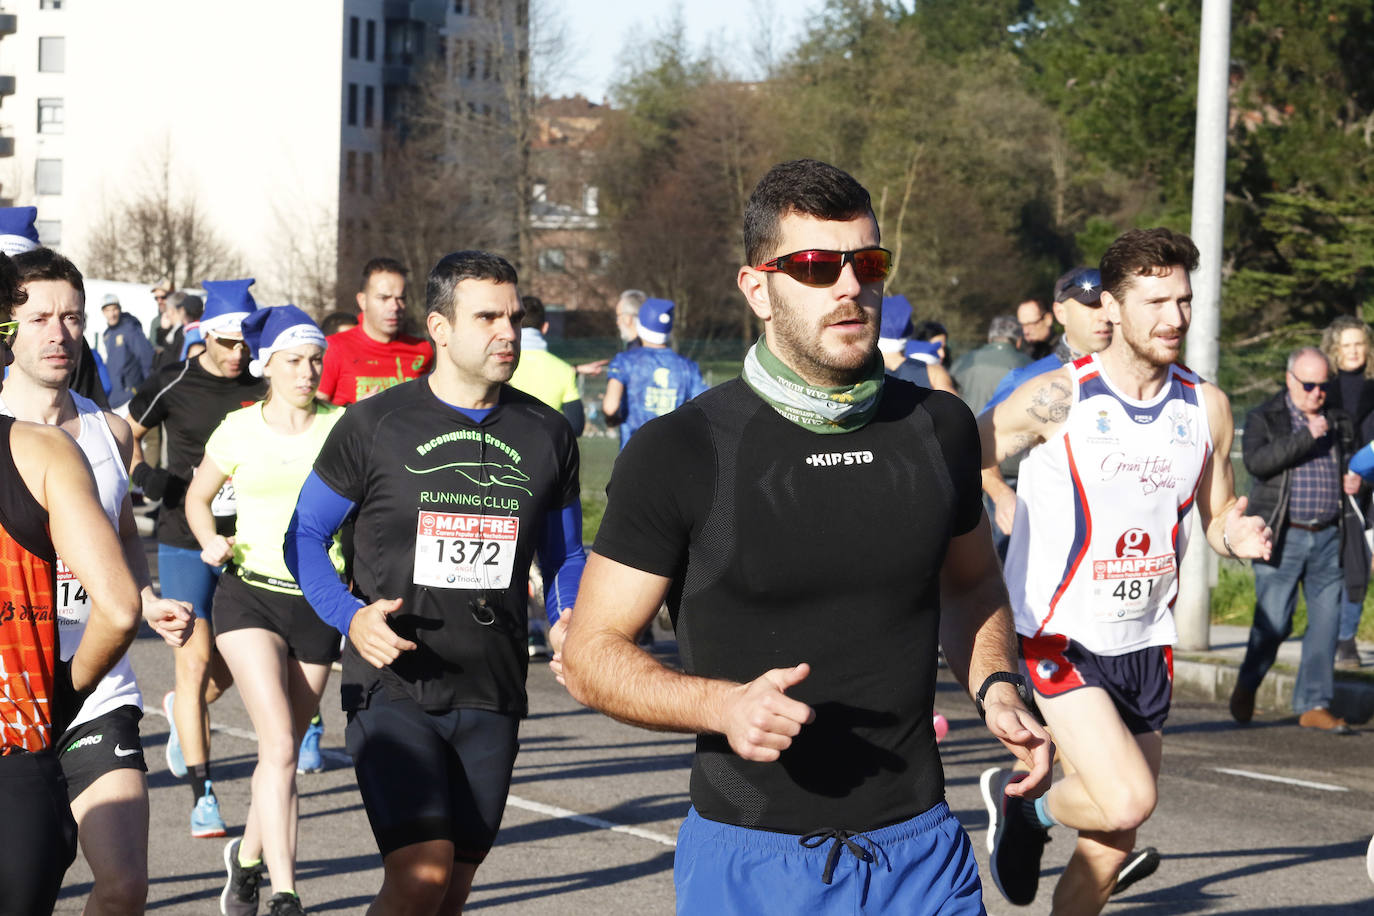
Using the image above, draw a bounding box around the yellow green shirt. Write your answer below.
[204,402,345,589]
[509,347,579,410]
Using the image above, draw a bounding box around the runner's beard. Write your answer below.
[766,281,878,387]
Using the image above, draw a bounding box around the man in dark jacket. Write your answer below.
[100,294,154,409]
[1231,346,1362,733]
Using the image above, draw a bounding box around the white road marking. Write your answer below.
[148,708,677,846]
[1214,767,1348,793]
[503,795,677,847]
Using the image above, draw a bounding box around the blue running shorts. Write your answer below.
[674,801,985,915]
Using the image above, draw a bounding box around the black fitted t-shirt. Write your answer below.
[128,358,267,549]
[593,378,982,834]
[311,377,579,715]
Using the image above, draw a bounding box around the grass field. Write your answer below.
[578,434,619,544]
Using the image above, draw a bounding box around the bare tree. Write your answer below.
[343,0,571,309]
[82,151,242,288]
[270,202,338,316]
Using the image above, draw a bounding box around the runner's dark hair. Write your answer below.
[1099,228,1199,304]
[520,295,544,329]
[0,252,23,319]
[360,256,408,291]
[426,250,519,321]
[319,310,359,336]
[913,320,947,341]
[12,247,81,304]
[743,159,875,266]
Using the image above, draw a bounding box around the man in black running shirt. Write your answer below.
[561,159,1051,913]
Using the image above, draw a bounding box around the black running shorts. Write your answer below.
[345,690,519,862]
[0,749,78,916]
[213,569,342,665]
[56,704,147,801]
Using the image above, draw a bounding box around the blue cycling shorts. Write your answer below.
[674,801,985,915]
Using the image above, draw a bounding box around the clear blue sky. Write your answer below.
[548,0,825,102]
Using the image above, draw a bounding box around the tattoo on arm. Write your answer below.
[1026,380,1071,425]
[1007,433,1038,459]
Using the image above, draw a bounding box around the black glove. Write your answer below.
[131,463,173,501]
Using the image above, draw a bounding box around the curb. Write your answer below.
[1173,654,1374,724]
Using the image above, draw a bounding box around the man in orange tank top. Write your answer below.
[0,259,142,915]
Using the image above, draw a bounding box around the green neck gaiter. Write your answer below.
[742,335,884,433]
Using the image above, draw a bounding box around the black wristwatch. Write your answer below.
[974,671,1031,720]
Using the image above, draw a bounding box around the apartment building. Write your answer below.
[0,0,525,308]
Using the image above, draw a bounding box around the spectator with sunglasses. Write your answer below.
[1231,345,1362,734]
[601,297,708,448]
[128,279,267,839]
[980,267,1114,555]
[562,158,1050,913]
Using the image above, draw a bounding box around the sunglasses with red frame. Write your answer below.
[755,247,893,287]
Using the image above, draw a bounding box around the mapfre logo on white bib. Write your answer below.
[412,511,519,590]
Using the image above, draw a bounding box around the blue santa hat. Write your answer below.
[198,278,259,337]
[636,297,675,345]
[879,295,913,353]
[904,339,942,365]
[241,305,327,378]
[0,206,40,256]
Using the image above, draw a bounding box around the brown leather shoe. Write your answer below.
[1229,685,1255,724]
[1297,707,1354,734]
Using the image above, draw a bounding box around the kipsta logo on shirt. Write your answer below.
[805,450,875,467]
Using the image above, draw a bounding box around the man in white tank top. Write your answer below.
[976,229,1273,914]
[1,246,193,916]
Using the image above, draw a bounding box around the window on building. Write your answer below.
[365,19,376,62]
[38,37,64,73]
[466,40,477,79]
[482,45,492,80]
[37,98,63,134]
[40,0,63,9]
[345,151,357,193]
[34,159,61,195]
[517,1,527,27]
[537,249,566,273]
[346,83,358,126]
[383,85,401,126]
[349,17,360,59]
[454,0,464,13]
[363,86,375,128]
[35,220,60,246]
[362,152,374,195]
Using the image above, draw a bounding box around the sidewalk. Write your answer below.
[1173,623,1374,724]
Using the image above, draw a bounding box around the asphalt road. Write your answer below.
[58,627,1374,914]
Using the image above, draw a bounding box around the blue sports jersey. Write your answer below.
[606,346,708,447]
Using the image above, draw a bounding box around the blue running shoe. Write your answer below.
[192,780,227,838]
[297,717,324,774]
[163,690,187,778]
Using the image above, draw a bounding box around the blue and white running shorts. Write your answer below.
[674,801,985,915]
